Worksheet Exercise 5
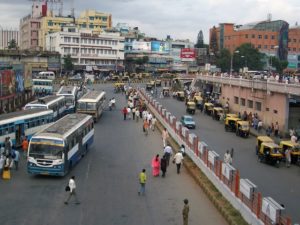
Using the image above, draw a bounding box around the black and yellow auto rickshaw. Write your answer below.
[204,103,214,115]
[162,87,170,97]
[225,113,238,118]
[255,136,274,155]
[258,142,283,167]
[114,82,125,93]
[212,107,224,120]
[186,101,196,114]
[155,79,162,87]
[193,95,203,109]
[177,91,185,101]
[111,75,120,82]
[235,121,250,137]
[224,117,241,132]
[146,81,155,90]
[121,76,130,82]
[280,141,300,165]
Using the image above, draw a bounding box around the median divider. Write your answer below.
[138,87,292,225]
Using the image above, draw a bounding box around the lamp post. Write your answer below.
[230,50,239,75]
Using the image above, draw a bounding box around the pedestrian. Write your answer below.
[151,154,160,177]
[162,128,169,147]
[122,107,128,120]
[4,137,12,157]
[64,176,80,205]
[160,154,167,177]
[285,149,291,168]
[108,99,112,111]
[151,116,157,131]
[182,199,190,225]
[132,107,136,121]
[274,122,279,137]
[22,136,29,158]
[138,169,147,196]
[163,144,172,166]
[135,107,140,122]
[291,134,297,143]
[12,149,20,170]
[0,154,5,176]
[224,150,232,164]
[173,151,184,174]
[230,148,234,159]
[180,144,186,157]
[143,120,149,135]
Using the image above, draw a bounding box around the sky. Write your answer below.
[0,0,300,44]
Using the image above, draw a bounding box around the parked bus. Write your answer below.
[27,113,94,176]
[24,95,66,120]
[56,86,78,113]
[32,79,54,96]
[0,109,53,148]
[37,71,55,80]
[77,91,106,122]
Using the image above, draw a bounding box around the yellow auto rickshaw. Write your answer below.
[235,121,250,137]
[256,136,274,155]
[212,107,224,120]
[204,103,214,115]
[135,73,142,80]
[224,117,241,132]
[146,81,155,90]
[111,75,119,82]
[162,87,170,97]
[114,82,125,93]
[155,79,162,87]
[121,76,130,82]
[186,101,196,114]
[280,141,300,165]
[194,96,203,110]
[226,113,238,118]
[258,142,283,167]
[177,91,185,101]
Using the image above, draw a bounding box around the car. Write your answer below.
[180,115,196,129]
[69,74,82,81]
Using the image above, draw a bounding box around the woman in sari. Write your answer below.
[151,154,160,177]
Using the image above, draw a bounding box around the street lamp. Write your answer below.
[230,50,239,75]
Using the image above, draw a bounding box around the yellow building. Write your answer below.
[39,10,112,50]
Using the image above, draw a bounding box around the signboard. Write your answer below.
[132,41,151,51]
[208,151,219,166]
[240,179,257,199]
[221,162,235,180]
[262,197,284,223]
[12,64,24,93]
[180,48,196,62]
[151,41,169,53]
[48,56,61,70]
[24,64,32,89]
[0,70,16,97]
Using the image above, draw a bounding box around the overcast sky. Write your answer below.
[1,0,300,43]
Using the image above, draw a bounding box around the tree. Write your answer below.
[270,56,288,74]
[63,54,73,71]
[210,26,219,55]
[216,49,231,72]
[8,39,17,49]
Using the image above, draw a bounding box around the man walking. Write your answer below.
[160,155,167,177]
[138,169,147,196]
[12,149,20,170]
[162,128,169,147]
[182,199,190,225]
[163,144,172,166]
[173,151,184,174]
[65,176,80,205]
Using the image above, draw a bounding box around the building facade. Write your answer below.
[19,15,41,50]
[287,25,300,70]
[0,29,20,50]
[76,10,112,32]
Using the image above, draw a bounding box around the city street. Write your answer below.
[0,84,227,225]
[149,86,300,223]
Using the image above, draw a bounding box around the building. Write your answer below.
[76,10,112,32]
[46,25,124,70]
[209,20,289,60]
[287,25,300,70]
[0,29,20,50]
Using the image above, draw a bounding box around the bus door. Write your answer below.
[77,136,84,157]
[15,123,24,147]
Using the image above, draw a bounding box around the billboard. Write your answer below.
[180,48,196,61]
[151,41,169,53]
[0,70,16,97]
[132,41,151,51]
[12,64,24,93]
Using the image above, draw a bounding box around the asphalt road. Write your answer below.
[147,86,300,223]
[0,84,227,225]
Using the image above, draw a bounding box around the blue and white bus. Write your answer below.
[24,95,66,120]
[27,113,94,176]
[0,109,53,148]
[32,79,54,96]
[56,86,78,113]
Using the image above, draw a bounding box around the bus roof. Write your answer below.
[27,95,65,106]
[0,109,53,126]
[33,79,53,82]
[35,113,92,139]
[78,91,106,103]
[57,86,78,96]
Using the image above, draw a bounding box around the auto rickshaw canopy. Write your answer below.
[177,91,185,97]
[187,101,196,107]
[213,107,224,113]
[226,113,238,118]
[194,96,203,102]
[114,82,125,87]
[260,142,282,156]
[236,121,250,130]
[280,141,300,153]
[257,136,274,144]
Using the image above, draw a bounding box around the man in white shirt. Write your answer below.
[163,145,172,166]
[162,128,169,147]
[224,150,232,165]
[65,176,80,205]
[291,134,298,143]
[151,116,157,131]
[173,151,184,174]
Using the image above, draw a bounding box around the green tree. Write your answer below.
[8,39,17,49]
[216,48,231,72]
[63,54,73,71]
[270,56,288,74]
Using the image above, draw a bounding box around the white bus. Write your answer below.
[27,113,94,176]
[56,86,78,113]
[37,71,55,80]
[33,79,54,96]
[0,109,53,148]
[77,91,106,122]
[24,95,66,120]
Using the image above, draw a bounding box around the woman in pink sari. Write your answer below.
[152,154,160,177]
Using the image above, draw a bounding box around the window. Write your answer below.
[258,44,261,49]
[264,35,268,39]
[240,98,245,106]
[234,96,239,104]
[266,108,269,111]
[294,39,297,43]
[271,35,275,40]
[288,39,291,42]
[248,100,253,108]
[273,110,278,114]
[89,24,94,29]
[293,48,296,51]
[258,35,262,39]
[264,45,268,49]
[245,34,248,38]
[252,34,255,38]
[255,102,262,111]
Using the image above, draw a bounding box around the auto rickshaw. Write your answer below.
[162,87,170,97]
[212,107,224,120]
[186,101,196,114]
[121,76,130,82]
[224,117,241,132]
[194,96,203,109]
[226,113,238,118]
[177,91,185,101]
[235,121,250,137]
[146,81,155,90]
[280,141,300,165]
[135,73,142,80]
[255,136,274,155]
[258,142,283,167]
[155,79,162,87]
[204,103,214,115]
[111,75,119,82]
[114,82,125,93]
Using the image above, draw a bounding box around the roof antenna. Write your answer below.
[267,13,272,22]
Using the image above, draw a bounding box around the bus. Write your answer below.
[33,79,54,96]
[24,95,66,120]
[0,109,53,148]
[56,86,79,113]
[77,91,106,122]
[37,71,55,80]
[27,113,94,176]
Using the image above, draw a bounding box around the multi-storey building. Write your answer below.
[45,25,124,68]
[0,29,20,50]
[76,10,112,33]
[287,25,300,69]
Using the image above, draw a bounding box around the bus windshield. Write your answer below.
[29,144,64,159]
[78,102,96,110]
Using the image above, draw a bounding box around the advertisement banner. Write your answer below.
[48,56,61,71]
[12,64,24,93]
[180,48,196,62]
[151,41,169,53]
[0,70,16,97]
[24,64,32,90]
[132,41,151,51]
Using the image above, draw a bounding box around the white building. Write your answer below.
[46,25,124,67]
